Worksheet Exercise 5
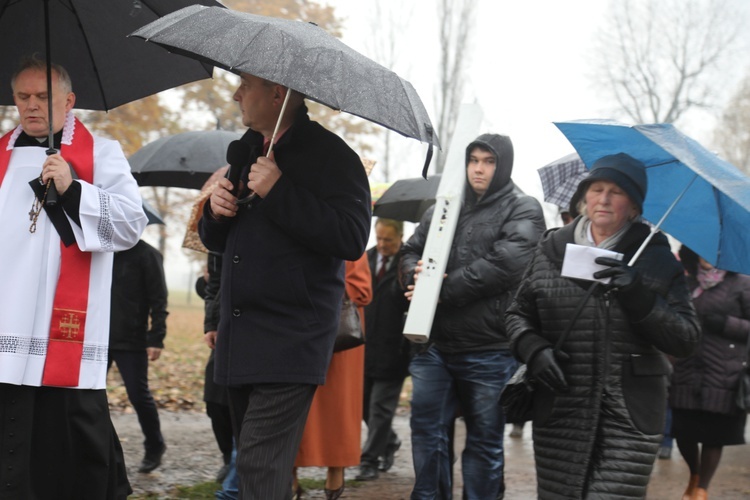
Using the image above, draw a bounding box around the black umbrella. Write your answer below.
[129,5,440,175]
[129,130,242,190]
[0,0,221,112]
[372,175,442,223]
[142,198,165,225]
[0,0,222,203]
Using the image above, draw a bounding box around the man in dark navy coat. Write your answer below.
[199,73,371,500]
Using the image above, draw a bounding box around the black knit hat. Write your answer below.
[579,153,648,212]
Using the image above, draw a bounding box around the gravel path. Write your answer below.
[112,408,750,499]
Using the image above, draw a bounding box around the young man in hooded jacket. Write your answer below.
[400,134,546,500]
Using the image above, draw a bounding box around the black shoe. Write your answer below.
[216,462,230,483]
[355,464,379,481]
[378,438,401,472]
[138,444,166,473]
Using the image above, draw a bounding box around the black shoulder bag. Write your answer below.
[501,283,598,424]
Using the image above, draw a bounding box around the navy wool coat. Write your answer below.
[199,106,371,387]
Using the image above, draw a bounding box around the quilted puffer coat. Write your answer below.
[670,271,750,415]
[506,219,700,499]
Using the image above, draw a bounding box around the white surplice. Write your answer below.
[0,113,147,389]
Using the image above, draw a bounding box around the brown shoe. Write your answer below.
[692,487,708,500]
[682,474,699,500]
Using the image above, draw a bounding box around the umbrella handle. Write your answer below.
[237,89,293,206]
[266,89,292,158]
[627,173,698,266]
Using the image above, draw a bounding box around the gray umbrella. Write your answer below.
[129,130,242,190]
[129,5,440,174]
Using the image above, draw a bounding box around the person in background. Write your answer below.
[195,251,235,483]
[0,55,146,498]
[401,133,546,499]
[109,239,169,473]
[356,218,411,481]
[294,253,372,499]
[199,72,370,499]
[505,153,700,498]
[669,245,750,500]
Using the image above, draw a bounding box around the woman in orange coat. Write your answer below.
[294,252,372,499]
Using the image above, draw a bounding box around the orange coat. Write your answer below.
[295,253,372,466]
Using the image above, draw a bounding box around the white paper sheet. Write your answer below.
[561,244,624,284]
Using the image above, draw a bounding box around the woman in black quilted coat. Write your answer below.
[506,153,700,499]
[669,245,750,500]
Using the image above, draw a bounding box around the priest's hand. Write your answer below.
[42,152,73,194]
[147,347,162,361]
[209,178,239,218]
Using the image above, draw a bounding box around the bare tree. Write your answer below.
[591,0,744,124]
[362,0,415,182]
[714,70,750,174]
[434,0,477,172]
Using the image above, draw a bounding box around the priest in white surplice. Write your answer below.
[0,56,146,499]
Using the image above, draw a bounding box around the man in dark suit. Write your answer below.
[356,218,411,481]
[199,73,371,499]
[109,239,168,473]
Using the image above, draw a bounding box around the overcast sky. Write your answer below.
[326,0,746,197]
[327,0,610,198]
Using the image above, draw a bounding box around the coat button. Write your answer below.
[233,309,241,317]
[233,255,240,264]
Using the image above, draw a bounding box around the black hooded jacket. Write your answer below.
[400,134,546,353]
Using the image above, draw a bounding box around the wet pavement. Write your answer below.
[113,408,750,499]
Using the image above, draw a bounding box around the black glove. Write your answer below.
[593,257,641,291]
[528,348,569,393]
[594,256,655,320]
[701,313,725,334]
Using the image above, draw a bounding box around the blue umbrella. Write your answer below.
[555,119,750,274]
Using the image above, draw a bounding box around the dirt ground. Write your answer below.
[113,407,750,499]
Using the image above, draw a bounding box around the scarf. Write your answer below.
[573,214,633,250]
[693,266,726,298]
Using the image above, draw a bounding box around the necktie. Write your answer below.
[377,256,389,282]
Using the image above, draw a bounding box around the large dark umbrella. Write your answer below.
[0,0,221,112]
[129,130,242,190]
[129,5,440,175]
[372,175,441,223]
[0,0,222,202]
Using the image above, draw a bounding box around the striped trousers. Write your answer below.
[227,383,317,500]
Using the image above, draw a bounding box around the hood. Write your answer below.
[464,133,513,201]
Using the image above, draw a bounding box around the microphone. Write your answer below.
[225,140,251,197]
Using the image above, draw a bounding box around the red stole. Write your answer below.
[0,118,94,387]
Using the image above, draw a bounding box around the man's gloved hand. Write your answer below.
[594,256,655,320]
[528,348,569,393]
[701,313,725,334]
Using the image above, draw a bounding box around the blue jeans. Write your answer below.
[215,445,238,500]
[409,346,517,500]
